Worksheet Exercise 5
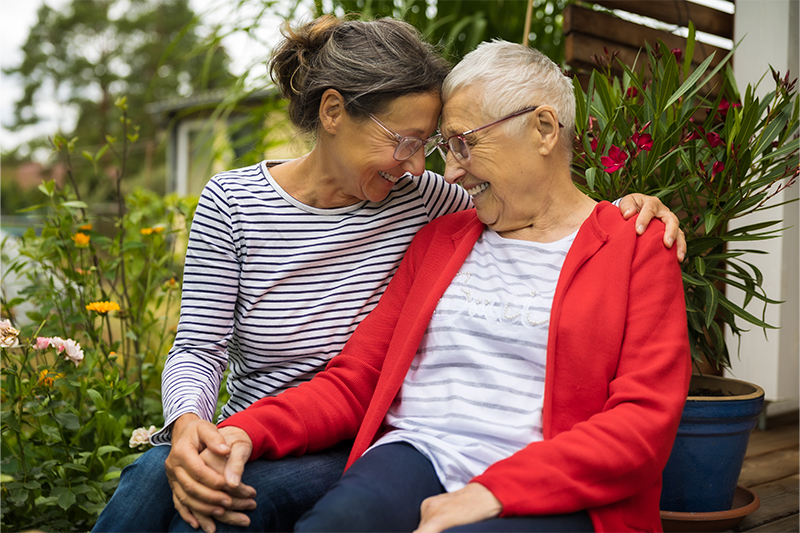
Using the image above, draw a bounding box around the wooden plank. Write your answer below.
[564,5,727,67]
[741,512,798,532]
[739,447,799,487]
[746,424,799,458]
[735,475,800,531]
[565,33,725,95]
[590,0,734,39]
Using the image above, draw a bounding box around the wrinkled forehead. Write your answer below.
[440,84,487,137]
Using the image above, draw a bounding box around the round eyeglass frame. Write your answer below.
[425,105,562,163]
[368,113,435,162]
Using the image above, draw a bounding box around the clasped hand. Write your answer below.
[165,414,255,533]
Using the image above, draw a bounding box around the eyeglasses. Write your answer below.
[368,113,437,162]
[425,105,562,163]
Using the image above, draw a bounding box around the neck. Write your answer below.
[269,142,361,209]
[498,170,596,242]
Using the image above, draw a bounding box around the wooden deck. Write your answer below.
[732,412,799,532]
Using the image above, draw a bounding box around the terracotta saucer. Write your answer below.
[661,486,761,532]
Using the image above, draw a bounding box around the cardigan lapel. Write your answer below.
[541,204,609,439]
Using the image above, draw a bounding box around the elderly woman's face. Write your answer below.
[338,92,441,203]
[441,86,544,233]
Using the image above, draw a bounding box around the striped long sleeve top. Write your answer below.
[152,161,471,444]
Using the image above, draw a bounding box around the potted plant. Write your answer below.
[570,28,799,520]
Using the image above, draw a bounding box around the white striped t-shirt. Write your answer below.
[152,161,471,444]
[371,228,577,490]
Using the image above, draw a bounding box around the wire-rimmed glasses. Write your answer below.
[425,106,561,163]
[368,113,436,162]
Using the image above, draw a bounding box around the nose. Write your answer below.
[443,152,466,185]
[400,148,426,177]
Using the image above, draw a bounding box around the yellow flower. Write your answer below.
[38,369,64,388]
[72,232,91,247]
[140,226,165,236]
[79,223,93,231]
[86,301,121,314]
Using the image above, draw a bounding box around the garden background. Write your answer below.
[1,1,797,531]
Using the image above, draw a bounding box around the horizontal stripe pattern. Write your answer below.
[372,229,577,490]
[153,162,470,444]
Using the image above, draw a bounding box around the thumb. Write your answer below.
[196,423,231,456]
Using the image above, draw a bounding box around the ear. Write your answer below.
[319,89,345,135]
[534,106,560,156]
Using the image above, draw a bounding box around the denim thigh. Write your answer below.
[295,442,445,532]
[169,439,352,532]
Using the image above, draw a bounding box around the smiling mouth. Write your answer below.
[379,171,400,183]
[466,182,489,197]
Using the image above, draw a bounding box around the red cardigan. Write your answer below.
[220,203,691,532]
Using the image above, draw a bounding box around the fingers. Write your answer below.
[171,464,232,515]
[173,495,200,530]
[676,229,687,262]
[214,509,253,528]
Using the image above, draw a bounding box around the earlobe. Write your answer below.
[319,89,345,135]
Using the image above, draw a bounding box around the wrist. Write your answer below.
[171,412,200,442]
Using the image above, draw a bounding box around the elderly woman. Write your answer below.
[214,40,691,533]
[94,16,684,533]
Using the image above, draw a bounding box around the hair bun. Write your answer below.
[270,15,341,96]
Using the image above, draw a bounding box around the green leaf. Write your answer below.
[664,53,715,109]
[694,257,706,276]
[53,412,80,430]
[57,489,76,510]
[86,389,106,410]
[97,445,122,456]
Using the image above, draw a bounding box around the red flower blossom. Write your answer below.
[601,145,628,173]
[626,86,639,98]
[718,98,741,117]
[590,137,598,152]
[712,161,725,177]
[632,130,653,152]
[672,48,683,63]
[706,132,724,148]
[685,125,706,142]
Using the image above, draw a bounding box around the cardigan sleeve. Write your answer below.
[217,223,433,461]
[471,218,692,516]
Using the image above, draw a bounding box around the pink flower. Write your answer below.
[590,137,599,152]
[632,131,653,152]
[712,161,725,177]
[601,145,628,173]
[672,48,683,63]
[36,337,52,350]
[60,339,84,366]
[706,132,724,148]
[626,86,639,98]
[718,98,741,117]
[129,425,158,449]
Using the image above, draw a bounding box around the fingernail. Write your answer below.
[637,224,645,234]
[667,236,674,246]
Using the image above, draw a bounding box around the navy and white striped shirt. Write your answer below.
[153,161,471,444]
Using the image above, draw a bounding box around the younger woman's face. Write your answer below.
[337,92,442,203]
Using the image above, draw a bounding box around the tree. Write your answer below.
[4,0,236,200]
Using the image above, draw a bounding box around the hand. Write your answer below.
[165,414,256,532]
[194,427,257,532]
[414,483,502,533]
[619,193,686,262]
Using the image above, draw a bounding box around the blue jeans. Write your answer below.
[93,441,351,532]
[295,442,594,533]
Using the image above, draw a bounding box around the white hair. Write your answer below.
[442,40,575,156]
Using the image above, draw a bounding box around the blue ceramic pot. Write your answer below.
[660,375,765,513]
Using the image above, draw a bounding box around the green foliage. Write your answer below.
[572,30,800,369]
[0,100,197,532]
[324,0,566,64]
